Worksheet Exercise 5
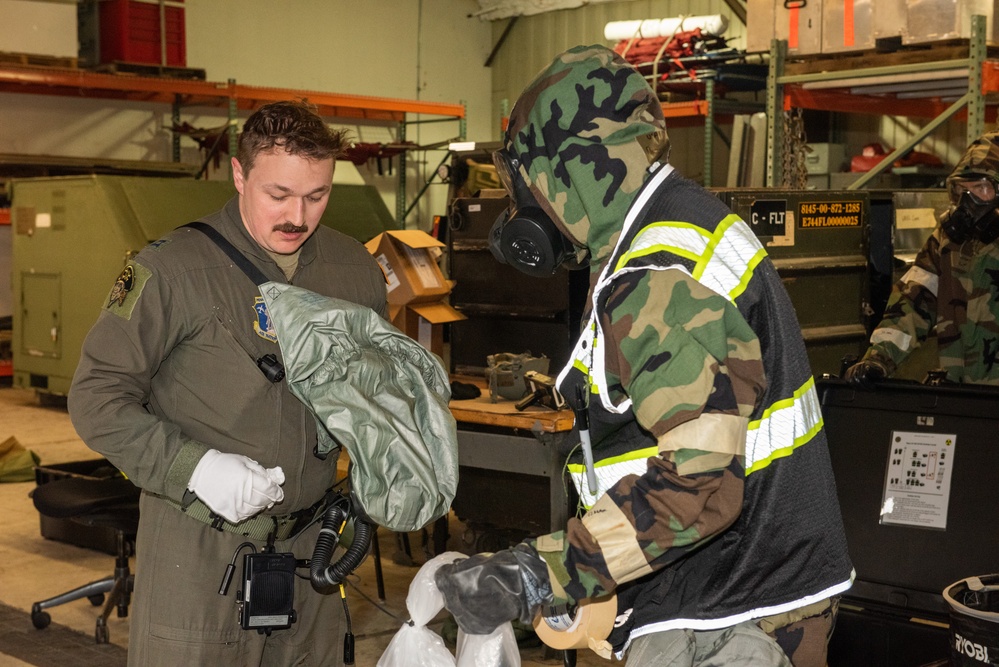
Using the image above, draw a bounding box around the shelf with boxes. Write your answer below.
[763,13,999,188]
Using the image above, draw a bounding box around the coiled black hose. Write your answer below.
[310,504,373,591]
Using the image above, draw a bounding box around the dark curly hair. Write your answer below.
[236,100,351,175]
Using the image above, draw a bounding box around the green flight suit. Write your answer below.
[69,197,388,666]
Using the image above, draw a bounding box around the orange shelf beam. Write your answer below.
[659,100,741,128]
[0,66,228,107]
[0,65,465,122]
[783,60,999,124]
[232,83,465,122]
[662,100,709,118]
[785,86,998,124]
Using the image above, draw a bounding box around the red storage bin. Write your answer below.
[99,0,186,67]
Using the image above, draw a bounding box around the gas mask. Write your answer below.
[488,148,577,277]
[942,186,999,244]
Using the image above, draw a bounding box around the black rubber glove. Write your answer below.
[843,356,891,387]
[434,543,553,635]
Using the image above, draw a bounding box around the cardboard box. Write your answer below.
[392,300,466,359]
[365,230,452,321]
[366,229,466,357]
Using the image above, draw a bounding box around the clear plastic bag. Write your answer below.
[456,624,522,667]
[378,622,456,667]
[378,552,463,667]
[378,551,522,667]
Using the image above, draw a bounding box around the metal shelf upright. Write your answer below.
[661,79,766,187]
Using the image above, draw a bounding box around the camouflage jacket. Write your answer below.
[538,167,853,652]
[864,225,999,383]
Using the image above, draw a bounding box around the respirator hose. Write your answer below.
[310,504,374,591]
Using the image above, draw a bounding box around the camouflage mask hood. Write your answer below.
[948,130,999,189]
[504,44,667,267]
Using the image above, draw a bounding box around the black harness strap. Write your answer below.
[184,221,270,287]
[183,221,285,383]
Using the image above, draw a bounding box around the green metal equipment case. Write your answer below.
[713,188,950,378]
[11,175,397,397]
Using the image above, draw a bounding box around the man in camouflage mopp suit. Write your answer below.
[846,130,999,385]
[435,45,854,666]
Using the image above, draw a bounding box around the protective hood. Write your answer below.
[941,131,999,244]
[260,282,458,533]
[504,44,668,268]
[948,130,999,188]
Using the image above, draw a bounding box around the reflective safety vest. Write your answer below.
[553,164,853,650]
[557,162,822,505]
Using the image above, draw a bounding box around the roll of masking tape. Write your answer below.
[533,594,617,655]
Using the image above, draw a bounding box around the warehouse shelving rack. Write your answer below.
[765,14,997,188]
[0,65,467,223]
[661,80,766,187]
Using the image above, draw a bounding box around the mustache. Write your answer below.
[272,222,309,234]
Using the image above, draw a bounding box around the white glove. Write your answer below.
[187,449,286,524]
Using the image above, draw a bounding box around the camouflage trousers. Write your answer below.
[624,598,838,667]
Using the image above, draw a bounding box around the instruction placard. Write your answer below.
[880,430,956,530]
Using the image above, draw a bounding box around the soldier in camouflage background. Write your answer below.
[435,45,854,666]
[847,130,999,385]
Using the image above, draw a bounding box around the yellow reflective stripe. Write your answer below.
[729,248,767,301]
[616,222,709,272]
[621,215,763,304]
[568,446,659,508]
[559,319,597,385]
[691,215,734,281]
[745,378,824,475]
[698,216,766,301]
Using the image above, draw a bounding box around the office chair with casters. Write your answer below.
[30,472,140,644]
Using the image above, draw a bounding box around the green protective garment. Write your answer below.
[0,436,40,483]
[260,281,458,533]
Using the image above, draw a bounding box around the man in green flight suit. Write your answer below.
[69,100,387,666]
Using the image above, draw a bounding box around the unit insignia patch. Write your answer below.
[253,297,277,342]
[105,262,151,320]
[108,266,134,307]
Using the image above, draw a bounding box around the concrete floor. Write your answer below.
[0,386,609,666]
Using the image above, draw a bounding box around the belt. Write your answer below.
[180,494,330,541]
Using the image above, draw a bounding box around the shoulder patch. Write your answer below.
[253,297,278,342]
[147,238,171,250]
[105,262,151,320]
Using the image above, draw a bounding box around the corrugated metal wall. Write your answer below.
[488,0,977,183]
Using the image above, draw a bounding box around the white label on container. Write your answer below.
[896,208,937,229]
[35,213,51,229]
[400,245,443,290]
[375,253,400,293]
